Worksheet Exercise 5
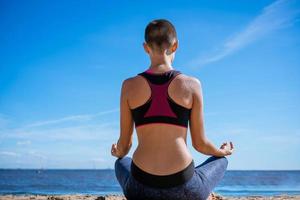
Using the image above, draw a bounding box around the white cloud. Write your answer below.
[188,0,300,69]
[90,157,106,163]
[1,122,118,142]
[27,150,47,160]
[0,108,120,147]
[0,113,10,129]
[0,111,120,168]
[16,140,31,145]
[24,108,119,128]
[0,151,19,157]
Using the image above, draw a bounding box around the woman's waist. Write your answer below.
[130,156,195,188]
[132,147,193,175]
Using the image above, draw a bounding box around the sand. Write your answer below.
[0,194,300,200]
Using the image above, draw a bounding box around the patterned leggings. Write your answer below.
[115,156,228,200]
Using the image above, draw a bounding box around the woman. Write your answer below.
[111,19,234,200]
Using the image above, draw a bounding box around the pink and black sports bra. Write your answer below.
[130,69,192,128]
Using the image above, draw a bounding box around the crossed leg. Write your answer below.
[194,156,228,200]
[114,156,228,200]
[114,156,132,193]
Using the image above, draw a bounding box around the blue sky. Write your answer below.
[0,0,299,170]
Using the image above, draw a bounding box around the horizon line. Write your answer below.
[0,168,299,171]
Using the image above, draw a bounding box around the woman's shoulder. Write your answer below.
[176,69,201,82]
[175,72,202,89]
[173,73,203,98]
[121,71,202,90]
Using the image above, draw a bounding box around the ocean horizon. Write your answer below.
[0,169,299,197]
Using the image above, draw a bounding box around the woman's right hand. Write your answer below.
[219,141,234,156]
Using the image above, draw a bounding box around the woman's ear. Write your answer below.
[167,41,178,55]
[166,49,170,55]
[143,42,150,54]
[172,40,178,52]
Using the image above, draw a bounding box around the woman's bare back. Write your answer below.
[126,72,196,175]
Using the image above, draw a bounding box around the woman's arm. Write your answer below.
[111,79,134,158]
[189,77,232,157]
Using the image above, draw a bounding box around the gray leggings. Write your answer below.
[115,156,228,200]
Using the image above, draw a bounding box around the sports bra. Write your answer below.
[130,69,192,128]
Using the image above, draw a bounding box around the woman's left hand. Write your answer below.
[111,143,122,158]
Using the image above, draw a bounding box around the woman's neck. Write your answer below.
[148,59,173,72]
[148,64,174,73]
[148,51,175,72]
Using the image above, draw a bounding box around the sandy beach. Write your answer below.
[0,194,300,200]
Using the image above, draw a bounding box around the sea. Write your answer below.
[0,169,299,197]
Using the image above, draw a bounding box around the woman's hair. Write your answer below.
[144,19,178,54]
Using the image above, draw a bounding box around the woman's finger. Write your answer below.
[230,141,234,149]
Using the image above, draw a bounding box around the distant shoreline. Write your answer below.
[0,194,300,200]
[0,169,299,171]
[1,170,299,198]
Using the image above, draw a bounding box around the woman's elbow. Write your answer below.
[192,139,209,154]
